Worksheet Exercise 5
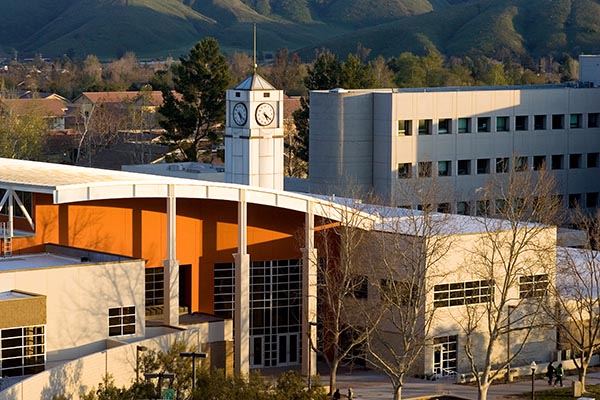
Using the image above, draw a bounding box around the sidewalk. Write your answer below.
[319,367,600,400]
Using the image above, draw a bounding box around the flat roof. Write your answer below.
[312,82,597,95]
[0,290,36,300]
[0,253,82,272]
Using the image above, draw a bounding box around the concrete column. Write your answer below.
[8,188,13,237]
[163,184,179,326]
[234,190,250,376]
[302,202,317,377]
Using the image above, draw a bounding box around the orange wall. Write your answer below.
[11,194,305,313]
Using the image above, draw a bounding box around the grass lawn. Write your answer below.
[509,384,600,399]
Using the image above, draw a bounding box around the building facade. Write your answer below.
[309,84,600,212]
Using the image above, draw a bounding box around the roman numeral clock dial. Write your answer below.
[255,103,275,126]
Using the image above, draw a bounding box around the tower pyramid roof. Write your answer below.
[235,73,276,90]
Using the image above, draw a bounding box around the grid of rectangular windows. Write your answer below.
[0,325,45,377]
[108,306,136,336]
[213,260,302,368]
[214,263,235,318]
[145,267,164,307]
[433,280,493,308]
[519,274,548,299]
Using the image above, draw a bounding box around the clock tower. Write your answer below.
[224,73,284,190]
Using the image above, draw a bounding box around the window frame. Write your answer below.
[398,163,412,179]
[519,274,548,299]
[477,117,491,133]
[108,306,136,337]
[496,116,509,132]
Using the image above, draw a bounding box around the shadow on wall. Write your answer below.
[40,359,85,400]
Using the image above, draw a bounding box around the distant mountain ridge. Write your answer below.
[1,0,599,60]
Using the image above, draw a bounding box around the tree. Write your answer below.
[459,166,561,400]
[311,194,379,394]
[362,178,456,400]
[340,54,374,89]
[550,208,600,391]
[158,37,232,162]
[267,49,304,95]
[0,102,48,160]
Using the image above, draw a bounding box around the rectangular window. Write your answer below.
[418,119,432,135]
[350,275,369,299]
[0,325,45,377]
[214,263,234,319]
[519,274,548,299]
[380,279,416,306]
[570,113,582,129]
[438,119,451,134]
[515,156,528,172]
[418,161,432,177]
[569,193,582,209]
[515,115,528,131]
[108,306,136,336]
[552,114,564,129]
[398,163,412,179]
[457,160,471,175]
[477,117,490,132]
[589,113,599,128]
[496,116,509,132]
[552,154,564,170]
[570,153,582,169]
[433,335,458,376]
[587,192,598,208]
[145,267,164,308]
[534,115,546,130]
[437,203,451,213]
[477,158,490,174]
[434,280,494,308]
[438,160,451,177]
[457,201,471,215]
[476,200,490,216]
[398,120,412,136]
[533,155,546,171]
[458,118,471,133]
[496,157,509,173]
[588,153,599,168]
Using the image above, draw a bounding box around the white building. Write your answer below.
[308,59,600,212]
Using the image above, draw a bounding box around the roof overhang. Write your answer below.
[0,158,377,228]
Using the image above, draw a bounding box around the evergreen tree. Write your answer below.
[158,37,232,162]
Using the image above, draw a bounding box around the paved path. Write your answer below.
[318,367,600,400]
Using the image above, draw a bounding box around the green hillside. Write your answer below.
[297,0,600,59]
[0,0,599,60]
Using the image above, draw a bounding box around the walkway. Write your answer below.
[319,367,600,400]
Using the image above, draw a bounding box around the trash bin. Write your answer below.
[573,381,583,397]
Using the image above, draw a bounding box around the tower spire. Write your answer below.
[253,23,257,72]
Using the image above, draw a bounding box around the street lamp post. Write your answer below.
[144,372,176,399]
[136,345,148,384]
[180,351,207,393]
[530,361,537,400]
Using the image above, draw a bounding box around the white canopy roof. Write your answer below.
[0,158,376,226]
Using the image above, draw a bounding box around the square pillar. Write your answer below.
[234,252,250,375]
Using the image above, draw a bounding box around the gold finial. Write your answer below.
[253,23,257,72]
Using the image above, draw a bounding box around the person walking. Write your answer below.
[554,363,564,387]
[347,387,354,400]
[546,363,555,386]
[333,389,341,400]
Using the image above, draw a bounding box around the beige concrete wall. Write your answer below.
[0,260,145,363]
[0,322,230,400]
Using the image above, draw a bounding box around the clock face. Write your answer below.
[255,103,275,126]
[232,102,247,126]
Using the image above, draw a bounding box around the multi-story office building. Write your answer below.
[309,57,600,213]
